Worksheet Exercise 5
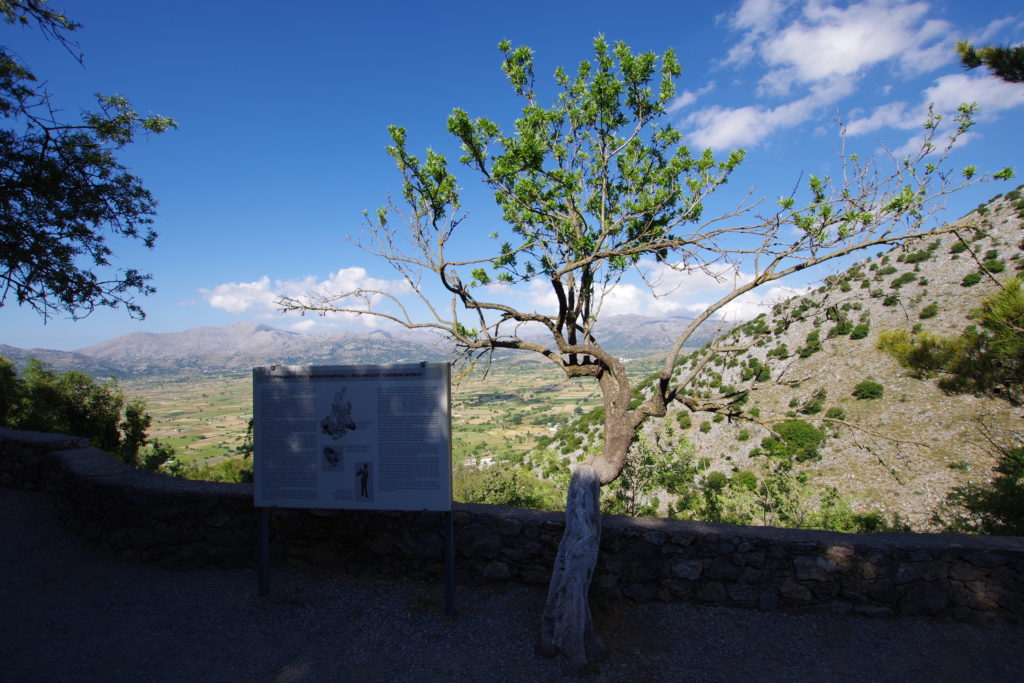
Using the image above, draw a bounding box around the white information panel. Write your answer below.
[253,362,451,511]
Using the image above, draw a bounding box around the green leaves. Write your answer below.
[0,4,175,320]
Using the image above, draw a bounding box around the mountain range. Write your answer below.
[1,315,725,378]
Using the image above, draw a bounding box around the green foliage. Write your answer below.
[852,379,884,399]
[761,420,825,462]
[165,454,255,483]
[799,388,827,415]
[603,432,697,517]
[981,259,1005,274]
[918,302,939,319]
[828,319,853,338]
[0,2,176,320]
[139,440,176,473]
[2,357,128,452]
[454,462,561,509]
[961,273,982,287]
[880,277,1024,404]
[805,486,911,533]
[937,442,1024,535]
[699,420,711,433]
[0,356,167,469]
[957,39,1024,83]
[824,406,846,421]
[797,330,822,358]
[849,323,870,340]
[890,272,917,288]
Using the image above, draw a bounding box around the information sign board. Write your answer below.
[253,362,451,511]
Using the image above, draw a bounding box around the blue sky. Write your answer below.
[2,0,1022,351]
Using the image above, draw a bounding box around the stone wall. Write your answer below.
[2,427,1022,623]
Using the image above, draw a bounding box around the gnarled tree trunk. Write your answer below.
[536,464,605,670]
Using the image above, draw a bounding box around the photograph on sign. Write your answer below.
[253,363,451,511]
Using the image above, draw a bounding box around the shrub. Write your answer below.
[882,294,899,307]
[919,302,938,319]
[891,272,916,288]
[712,413,724,423]
[824,407,846,421]
[962,273,982,287]
[676,410,692,429]
[762,420,826,462]
[982,259,1005,273]
[736,429,750,442]
[699,421,712,433]
[853,380,884,399]
[950,241,968,254]
[849,323,870,340]
[797,331,822,358]
[732,470,758,491]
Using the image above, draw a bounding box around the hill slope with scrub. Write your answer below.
[525,187,1024,530]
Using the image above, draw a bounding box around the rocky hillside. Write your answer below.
[531,186,1024,530]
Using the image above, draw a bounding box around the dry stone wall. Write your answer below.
[2,427,1021,623]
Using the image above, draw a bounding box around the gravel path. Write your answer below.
[1,485,1020,682]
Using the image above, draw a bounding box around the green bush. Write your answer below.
[950,241,968,254]
[919,302,938,319]
[982,259,1005,273]
[762,420,826,462]
[962,273,982,287]
[882,294,899,307]
[891,272,916,288]
[797,331,822,358]
[824,407,846,421]
[852,380,884,399]
[736,429,750,442]
[0,357,150,465]
[699,421,711,433]
[732,470,758,491]
[849,323,870,340]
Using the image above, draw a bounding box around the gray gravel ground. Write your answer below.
[1,485,1021,682]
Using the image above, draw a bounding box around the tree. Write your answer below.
[957,39,1024,83]
[280,38,1011,669]
[0,356,149,459]
[0,0,176,320]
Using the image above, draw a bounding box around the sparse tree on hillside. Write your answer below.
[280,38,1011,669]
[0,0,176,320]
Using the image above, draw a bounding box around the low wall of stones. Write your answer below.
[2,427,1022,623]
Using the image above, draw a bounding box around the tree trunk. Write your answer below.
[537,464,606,670]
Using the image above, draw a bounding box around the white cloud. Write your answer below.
[666,81,716,113]
[759,1,951,85]
[922,73,1024,117]
[846,72,1024,148]
[691,0,960,149]
[201,276,277,313]
[682,284,809,320]
[845,101,916,136]
[685,76,855,148]
[200,267,411,324]
[289,319,320,333]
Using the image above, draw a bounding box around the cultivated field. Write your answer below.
[123,355,665,467]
